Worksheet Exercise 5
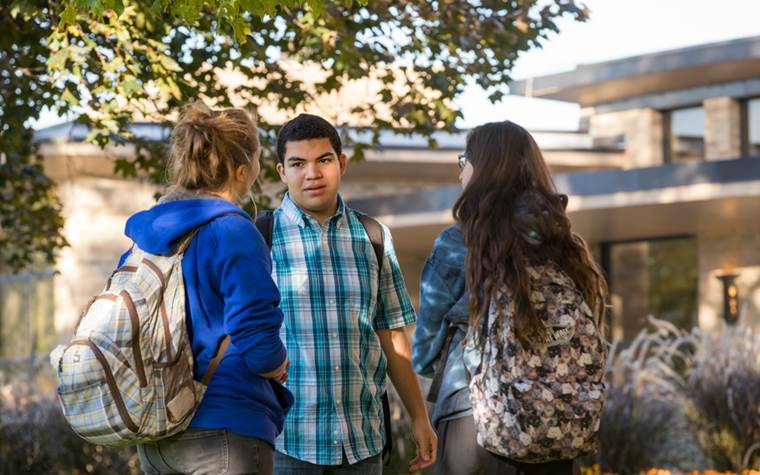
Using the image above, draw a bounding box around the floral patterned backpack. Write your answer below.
[467,262,607,463]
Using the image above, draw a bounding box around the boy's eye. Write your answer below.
[319,158,332,164]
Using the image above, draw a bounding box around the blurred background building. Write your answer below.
[2,35,760,359]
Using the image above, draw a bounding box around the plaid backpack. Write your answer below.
[468,262,607,462]
[50,228,230,447]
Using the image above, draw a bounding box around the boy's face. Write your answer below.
[276,138,347,218]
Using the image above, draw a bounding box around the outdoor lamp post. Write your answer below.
[716,272,740,325]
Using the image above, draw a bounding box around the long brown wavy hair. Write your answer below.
[453,121,607,347]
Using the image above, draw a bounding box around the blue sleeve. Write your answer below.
[212,216,287,375]
[117,247,133,267]
[412,230,468,377]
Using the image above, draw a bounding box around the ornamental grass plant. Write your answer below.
[593,317,760,473]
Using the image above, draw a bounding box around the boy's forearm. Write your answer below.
[378,327,429,422]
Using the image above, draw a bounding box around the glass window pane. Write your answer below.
[607,237,698,341]
[669,106,705,163]
[748,98,760,157]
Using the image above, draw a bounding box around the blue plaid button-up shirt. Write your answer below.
[270,194,416,465]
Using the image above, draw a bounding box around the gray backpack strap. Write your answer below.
[354,211,392,465]
[426,325,457,403]
[354,211,384,278]
[255,210,275,249]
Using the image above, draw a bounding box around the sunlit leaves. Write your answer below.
[1,0,586,273]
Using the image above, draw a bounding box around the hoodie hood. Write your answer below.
[125,196,250,255]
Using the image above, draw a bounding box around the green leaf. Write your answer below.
[47,49,69,71]
[120,78,141,96]
[59,4,78,29]
[88,0,105,16]
[231,16,252,43]
[61,88,78,106]
[306,0,324,17]
[261,0,279,16]
[102,0,126,15]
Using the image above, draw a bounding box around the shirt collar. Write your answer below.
[279,193,348,229]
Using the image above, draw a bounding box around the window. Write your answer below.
[746,98,760,157]
[666,106,705,163]
[603,237,698,341]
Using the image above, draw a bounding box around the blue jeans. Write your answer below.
[137,428,274,475]
[273,451,382,475]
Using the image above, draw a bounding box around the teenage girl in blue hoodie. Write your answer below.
[124,102,292,475]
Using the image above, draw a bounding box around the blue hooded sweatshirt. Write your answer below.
[120,195,293,445]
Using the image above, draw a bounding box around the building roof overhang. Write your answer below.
[349,157,760,248]
[35,121,624,179]
[509,36,760,107]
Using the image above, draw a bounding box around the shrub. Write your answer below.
[0,366,140,475]
[594,318,707,474]
[681,327,760,471]
[594,317,760,473]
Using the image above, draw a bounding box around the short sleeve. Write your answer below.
[373,223,417,330]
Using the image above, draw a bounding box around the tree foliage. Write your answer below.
[0,0,588,272]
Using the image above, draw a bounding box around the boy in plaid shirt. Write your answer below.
[265,114,437,474]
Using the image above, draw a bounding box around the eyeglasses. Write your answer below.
[457,153,468,169]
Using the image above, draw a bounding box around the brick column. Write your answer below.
[704,97,742,161]
[589,108,664,167]
[630,108,665,167]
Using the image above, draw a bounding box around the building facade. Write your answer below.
[3,36,759,358]
[359,35,760,339]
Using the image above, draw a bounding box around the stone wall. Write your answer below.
[704,96,742,161]
[53,177,158,339]
[589,108,665,167]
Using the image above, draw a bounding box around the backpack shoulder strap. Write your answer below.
[255,210,275,249]
[354,211,384,278]
[353,210,392,465]
[174,211,248,386]
[201,335,231,386]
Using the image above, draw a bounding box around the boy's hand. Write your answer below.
[409,415,437,471]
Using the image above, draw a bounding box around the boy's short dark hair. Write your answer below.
[276,113,342,163]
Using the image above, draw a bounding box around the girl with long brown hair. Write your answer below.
[454,120,608,475]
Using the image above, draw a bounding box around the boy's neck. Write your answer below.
[299,199,338,226]
[292,196,339,226]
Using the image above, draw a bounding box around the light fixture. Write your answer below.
[716,272,740,325]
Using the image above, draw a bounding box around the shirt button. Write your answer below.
[334,440,339,445]
[334,366,340,371]
[332,332,338,338]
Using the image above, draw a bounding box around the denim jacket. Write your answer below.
[412,224,480,426]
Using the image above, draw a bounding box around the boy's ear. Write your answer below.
[276,162,287,184]
[339,153,348,176]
